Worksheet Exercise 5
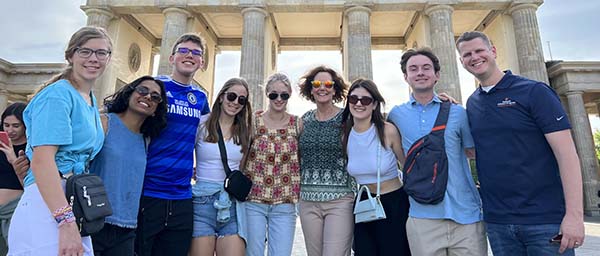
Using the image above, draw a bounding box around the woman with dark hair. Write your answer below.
[9,26,112,256]
[297,65,355,256]
[341,78,411,256]
[0,102,27,255]
[89,75,167,255]
[190,77,252,256]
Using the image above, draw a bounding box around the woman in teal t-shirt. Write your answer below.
[8,26,112,256]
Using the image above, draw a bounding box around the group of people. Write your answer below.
[0,25,585,256]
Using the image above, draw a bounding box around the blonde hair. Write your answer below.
[35,26,113,96]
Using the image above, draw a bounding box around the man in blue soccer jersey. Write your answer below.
[135,33,210,256]
[456,31,584,256]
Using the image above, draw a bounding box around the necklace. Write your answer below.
[316,107,337,121]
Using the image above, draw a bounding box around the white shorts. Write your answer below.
[8,183,93,256]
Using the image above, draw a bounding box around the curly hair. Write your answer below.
[298,65,348,103]
[204,77,252,152]
[341,78,387,155]
[1,102,27,131]
[103,76,168,139]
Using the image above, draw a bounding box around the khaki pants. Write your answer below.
[299,194,354,256]
[406,217,488,256]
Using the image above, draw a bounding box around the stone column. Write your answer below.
[566,91,600,216]
[0,90,8,115]
[85,8,114,29]
[596,99,600,119]
[509,3,549,84]
[344,6,373,82]
[240,7,268,110]
[425,5,461,102]
[157,7,190,76]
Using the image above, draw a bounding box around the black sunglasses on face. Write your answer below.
[267,92,290,101]
[134,86,163,103]
[225,92,247,105]
[347,95,374,106]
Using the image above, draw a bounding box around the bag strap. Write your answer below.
[430,101,451,135]
[216,122,233,177]
[375,140,381,197]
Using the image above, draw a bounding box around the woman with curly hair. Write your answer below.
[90,75,168,255]
[297,65,355,256]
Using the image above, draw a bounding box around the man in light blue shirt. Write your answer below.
[387,48,487,255]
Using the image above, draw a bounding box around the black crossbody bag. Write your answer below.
[65,172,113,236]
[217,123,252,201]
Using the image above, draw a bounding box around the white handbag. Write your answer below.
[354,143,386,223]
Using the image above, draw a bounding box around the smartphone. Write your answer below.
[0,131,9,146]
[549,234,562,244]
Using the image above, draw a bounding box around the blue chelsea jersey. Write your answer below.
[143,75,210,199]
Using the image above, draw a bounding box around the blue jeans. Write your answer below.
[486,223,575,256]
[245,202,296,256]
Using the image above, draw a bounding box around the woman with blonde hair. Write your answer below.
[8,26,112,256]
[244,73,302,256]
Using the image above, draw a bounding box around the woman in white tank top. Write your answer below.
[341,78,412,256]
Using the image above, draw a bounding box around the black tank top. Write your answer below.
[0,143,26,190]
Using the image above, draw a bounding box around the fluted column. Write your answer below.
[425,5,461,102]
[566,91,600,216]
[345,6,373,81]
[0,90,8,115]
[85,8,114,29]
[158,7,190,75]
[509,3,549,84]
[240,7,268,110]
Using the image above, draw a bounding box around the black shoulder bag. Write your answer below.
[402,101,451,205]
[65,172,113,236]
[217,123,252,201]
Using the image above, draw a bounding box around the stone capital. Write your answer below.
[241,7,268,17]
[508,3,540,15]
[344,6,372,16]
[424,4,454,16]
[566,90,585,97]
[162,7,191,17]
[84,8,114,20]
[0,89,8,95]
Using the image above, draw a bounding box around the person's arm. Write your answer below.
[11,150,28,185]
[385,122,405,165]
[545,129,585,253]
[31,145,83,255]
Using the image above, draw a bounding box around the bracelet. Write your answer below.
[55,210,75,226]
[52,205,72,218]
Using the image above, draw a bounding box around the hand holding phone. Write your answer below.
[0,131,10,146]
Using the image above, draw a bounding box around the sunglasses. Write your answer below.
[225,92,247,105]
[267,92,290,101]
[176,47,203,57]
[311,80,335,89]
[134,86,163,103]
[347,95,374,106]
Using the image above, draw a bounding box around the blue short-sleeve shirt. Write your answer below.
[466,70,570,224]
[23,79,104,186]
[388,94,482,224]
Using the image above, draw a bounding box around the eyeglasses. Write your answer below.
[225,92,247,105]
[134,86,163,103]
[176,47,203,57]
[75,47,111,60]
[347,95,374,106]
[311,80,335,89]
[267,92,290,101]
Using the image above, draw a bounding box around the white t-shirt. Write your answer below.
[195,119,243,182]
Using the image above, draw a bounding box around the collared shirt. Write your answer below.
[466,70,571,225]
[388,94,482,224]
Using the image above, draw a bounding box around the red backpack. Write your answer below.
[402,101,450,204]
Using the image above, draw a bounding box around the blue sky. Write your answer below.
[1,0,599,118]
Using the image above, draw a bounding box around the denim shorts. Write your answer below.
[192,192,238,238]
